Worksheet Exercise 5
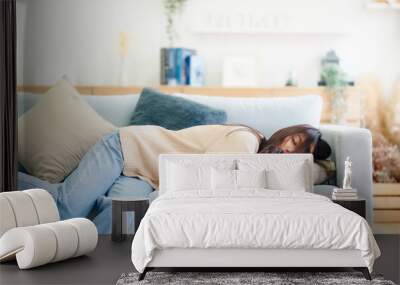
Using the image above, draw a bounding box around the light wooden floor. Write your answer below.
[0,235,399,285]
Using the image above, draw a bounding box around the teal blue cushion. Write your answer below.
[130,88,227,130]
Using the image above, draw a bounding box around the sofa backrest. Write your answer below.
[18,92,322,137]
[173,93,322,137]
[18,93,139,127]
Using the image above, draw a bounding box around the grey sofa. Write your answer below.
[17,92,373,224]
[317,124,373,223]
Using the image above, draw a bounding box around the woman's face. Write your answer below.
[278,133,307,153]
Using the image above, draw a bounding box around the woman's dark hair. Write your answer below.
[227,124,331,160]
[259,124,320,154]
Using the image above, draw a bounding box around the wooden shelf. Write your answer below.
[375,210,400,223]
[373,183,400,196]
[373,183,400,227]
[374,197,400,210]
[373,223,400,234]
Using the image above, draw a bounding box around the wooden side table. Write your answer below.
[332,198,366,218]
[112,197,149,242]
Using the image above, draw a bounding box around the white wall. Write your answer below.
[17,0,400,95]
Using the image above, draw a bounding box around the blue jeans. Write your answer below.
[18,132,153,234]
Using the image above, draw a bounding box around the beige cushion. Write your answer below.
[18,80,115,183]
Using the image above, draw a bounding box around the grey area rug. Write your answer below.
[116,272,396,285]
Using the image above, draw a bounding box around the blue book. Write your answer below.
[185,55,204,86]
[175,48,196,85]
[160,48,176,85]
[174,48,183,85]
[161,48,197,85]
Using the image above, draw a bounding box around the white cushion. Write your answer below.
[159,154,313,194]
[164,159,235,193]
[237,169,267,188]
[211,168,237,190]
[0,218,97,269]
[18,79,116,183]
[173,93,322,137]
[266,162,309,191]
[167,163,211,191]
[209,161,328,187]
[312,163,328,185]
[211,169,267,190]
[237,154,313,192]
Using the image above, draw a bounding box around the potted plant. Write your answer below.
[321,64,348,124]
[163,0,187,47]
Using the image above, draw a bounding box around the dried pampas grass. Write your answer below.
[373,132,400,183]
[383,82,400,145]
[359,75,400,183]
[359,75,385,133]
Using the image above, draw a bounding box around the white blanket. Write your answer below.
[131,190,380,273]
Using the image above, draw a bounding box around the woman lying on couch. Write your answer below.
[19,124,331,234]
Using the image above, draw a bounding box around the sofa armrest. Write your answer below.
[319,124,373,224]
